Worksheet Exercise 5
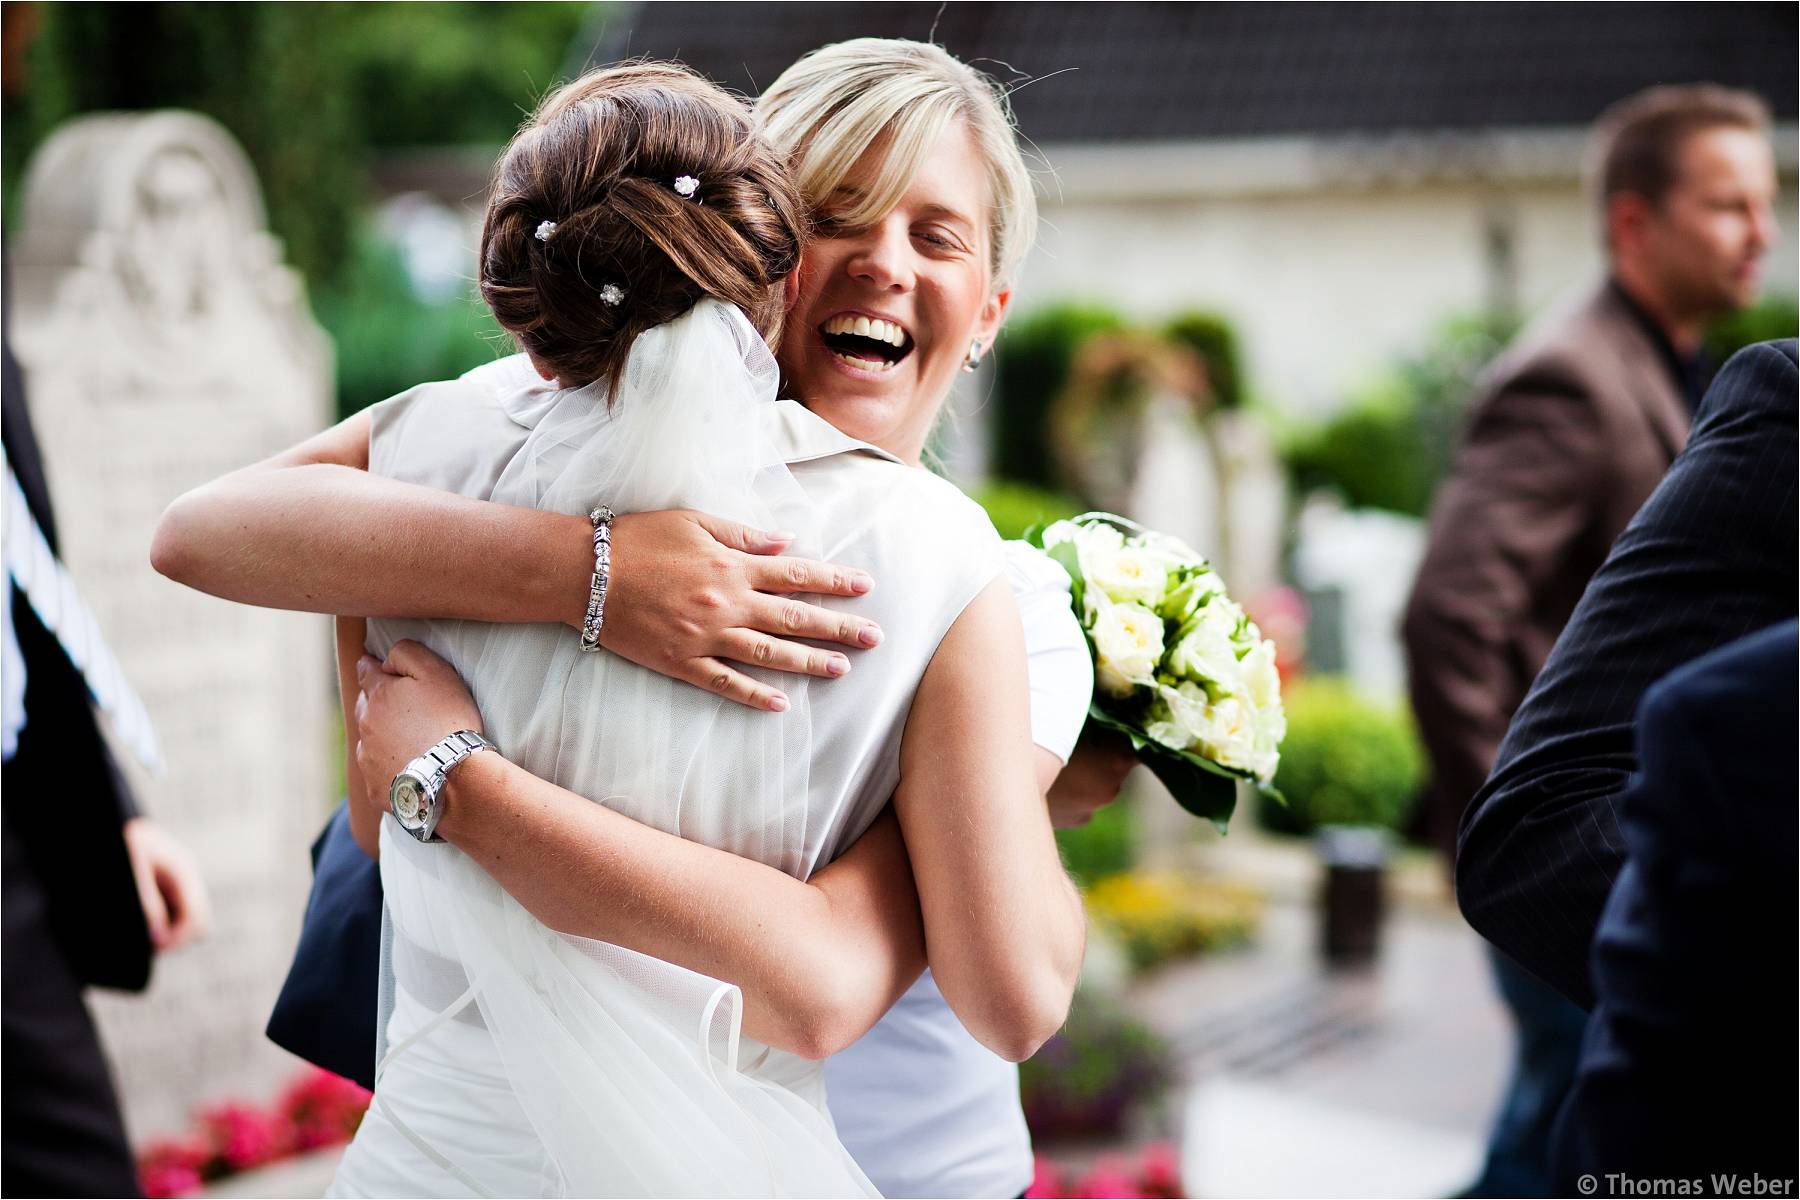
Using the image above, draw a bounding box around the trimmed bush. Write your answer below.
[1258,678,1423,835]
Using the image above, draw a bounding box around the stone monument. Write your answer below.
[9,110,335,1140]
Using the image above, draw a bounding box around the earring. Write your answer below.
[962,339,985,373]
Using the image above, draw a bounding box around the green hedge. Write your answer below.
[315,230,509,420]
[1258,677,1424,835]
[1282,317,1510,517]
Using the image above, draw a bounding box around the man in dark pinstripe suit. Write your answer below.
[1459,339,1797,1004]
[1404,85,1778,1197]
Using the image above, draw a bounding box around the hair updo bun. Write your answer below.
[479,62,807,395]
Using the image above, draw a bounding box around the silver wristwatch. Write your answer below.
[389,730,494,843]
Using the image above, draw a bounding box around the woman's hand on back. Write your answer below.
[605,508,885,712]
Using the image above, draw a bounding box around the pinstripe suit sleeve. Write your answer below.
[1456,340,1799,1008]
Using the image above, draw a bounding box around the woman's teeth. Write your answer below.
[831,349,900,371]
[822,314,906,346]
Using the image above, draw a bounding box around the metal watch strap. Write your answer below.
[579,504,613,653]
[422,729,492,779]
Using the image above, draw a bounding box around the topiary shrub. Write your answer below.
[1257,678,1423,836]
[1283,317,1510,517]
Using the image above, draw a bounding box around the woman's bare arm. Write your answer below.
[352,640,1071,1061]
[150,412,885,710]
[891,579,1086,1062]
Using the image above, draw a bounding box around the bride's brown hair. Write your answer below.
[480,63,806,394]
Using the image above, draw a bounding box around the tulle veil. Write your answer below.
[362,299,878,1197]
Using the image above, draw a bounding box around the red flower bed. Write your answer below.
[1028,1141,1184,1199]
[137,1068,372,1198]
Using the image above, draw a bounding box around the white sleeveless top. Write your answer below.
[337,304,1006,1198]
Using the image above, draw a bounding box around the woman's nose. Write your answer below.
[847,222,915,292]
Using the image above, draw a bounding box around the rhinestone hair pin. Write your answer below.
[599,283,626,306]
[534,220,557,242]
[672,175,700,199]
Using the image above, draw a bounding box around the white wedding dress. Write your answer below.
[326,301,1004,1198]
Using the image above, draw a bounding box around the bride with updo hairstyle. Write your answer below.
[477,62,806,394]
[323,60,1050,1199]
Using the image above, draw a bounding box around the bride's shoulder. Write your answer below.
[364,355,540,488]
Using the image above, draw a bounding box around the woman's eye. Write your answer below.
[918,229,961,252]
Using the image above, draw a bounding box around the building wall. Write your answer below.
[1014,134,1799,417]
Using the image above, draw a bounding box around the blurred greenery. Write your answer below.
[969,479,1085,541]
[1258,677,1424,835]
[1055,792,1138,888]
[991,303,1127,489]
[317,231,509,419]
[1707,294,1799,365]
[1163,310,1246,411]
[4,2,597,291]
[1281,317,1511,517]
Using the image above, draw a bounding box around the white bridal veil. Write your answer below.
[360,300,877,1197]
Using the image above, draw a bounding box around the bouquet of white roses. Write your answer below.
[1031,512,1286,830]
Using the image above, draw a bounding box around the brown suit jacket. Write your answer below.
[1403,282,1691,859]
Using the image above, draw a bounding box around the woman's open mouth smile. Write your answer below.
[818,312,915,374]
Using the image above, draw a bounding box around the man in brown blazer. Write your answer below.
[1403,84,1778,1197]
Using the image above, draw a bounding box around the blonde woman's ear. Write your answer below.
[782,266,805,315]
[975,286,1012,349]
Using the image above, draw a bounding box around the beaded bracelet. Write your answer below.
[579,505,614,653]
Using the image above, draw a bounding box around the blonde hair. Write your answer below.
[756,38,1038,290]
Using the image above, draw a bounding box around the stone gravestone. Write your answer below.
[10,111,334,1140]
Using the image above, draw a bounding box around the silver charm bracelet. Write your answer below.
[579,505,614,652]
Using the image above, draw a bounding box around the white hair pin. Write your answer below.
[599,283,626,306]
[672,175,700,199]
[535,220,557,242]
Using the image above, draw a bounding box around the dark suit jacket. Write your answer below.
[1457,340,1798,1007]
[1,292,151,993]
[266,803,381,1090]
[1551,619,1798,1185]
[1404,282,1691,860]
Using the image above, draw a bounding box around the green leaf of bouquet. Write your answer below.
[1140,748,1240,835]
[1087,705,1246,833]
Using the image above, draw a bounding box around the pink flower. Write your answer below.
[1138,1141,1183,1197]
[1026,1155,1067,1198]
[137,1137,208,1198]
[1077,1154,1151,1198]
[278,1067,372,1148]
[198,1101,289,1172]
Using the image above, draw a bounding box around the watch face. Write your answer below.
[391,773,427,829]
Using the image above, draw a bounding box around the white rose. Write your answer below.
[1092,601,1164,697]
[1168,620,1240,691]
[1199,695,1259,774]
[1159,680,1213,738]
[1088,544,1172,607]
[1144,695,1192,752]
[1038,519,1083,551]
[1240,639,1282,711]
[1071,522,1126,576]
